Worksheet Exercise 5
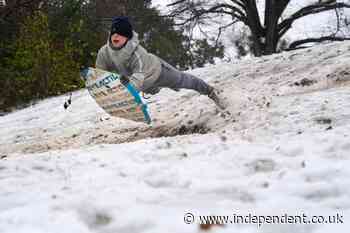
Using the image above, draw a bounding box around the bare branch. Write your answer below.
[215,20,238,46]
[279,2,350,38]
[166,0,186,8]
[245,0,264,34]
[229,0,246,10]
[288,36,350,50]
[331,7,341,37]
[170,3,247,26]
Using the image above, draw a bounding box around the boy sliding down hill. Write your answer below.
[96,16,227,110]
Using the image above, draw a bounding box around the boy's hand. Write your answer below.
[120,75,130,86]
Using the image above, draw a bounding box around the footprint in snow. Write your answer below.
[245,159,276,173]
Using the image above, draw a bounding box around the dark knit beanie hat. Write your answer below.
[110,16,133,39]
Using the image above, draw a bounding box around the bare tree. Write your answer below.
[0,0,44,20]
[167,0,350,56]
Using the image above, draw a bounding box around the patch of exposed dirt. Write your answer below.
[6,123,212,155]
[293,78,317,87]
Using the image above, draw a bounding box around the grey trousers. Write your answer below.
[144,61,212,95]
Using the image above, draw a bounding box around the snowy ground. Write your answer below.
[1,41,350,233]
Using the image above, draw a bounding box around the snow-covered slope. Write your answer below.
[1,41,350,233]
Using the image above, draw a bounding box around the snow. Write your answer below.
[1,41,350,232]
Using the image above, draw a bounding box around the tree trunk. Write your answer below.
[245,0,264,56]
[265,0,279,54]
[250,31,263,57]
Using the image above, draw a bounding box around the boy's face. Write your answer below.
[111,33,128,48]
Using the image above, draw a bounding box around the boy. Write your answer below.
[96,16,227,109]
